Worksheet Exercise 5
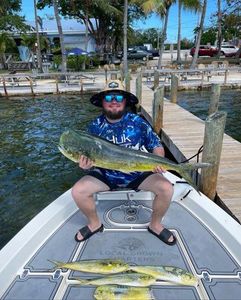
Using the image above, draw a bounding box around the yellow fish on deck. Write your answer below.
[130,265,197,286]
[74,273,156,287]
[94,285,154,300]
[48,259,129,274]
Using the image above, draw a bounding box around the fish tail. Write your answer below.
[177,162,211,191]
[47,259,64,270]
[176,164,198,191]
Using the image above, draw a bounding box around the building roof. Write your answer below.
[27,18,96,34]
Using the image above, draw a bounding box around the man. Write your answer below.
[71,80,176,246]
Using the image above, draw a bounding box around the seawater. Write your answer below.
[0,95,100,249]
[0,90,240,249]
[173,89,241,142]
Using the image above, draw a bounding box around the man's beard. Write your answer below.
[103,108,126,120]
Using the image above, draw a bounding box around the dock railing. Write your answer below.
[148,65,241,87]
[0,72,97,97]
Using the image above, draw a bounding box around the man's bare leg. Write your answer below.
[138,173,174,243]
[71,175,109,240]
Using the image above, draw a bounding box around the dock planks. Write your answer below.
[131,80,241,223]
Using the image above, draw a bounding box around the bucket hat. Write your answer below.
[90,79,139,107]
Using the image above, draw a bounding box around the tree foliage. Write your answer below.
[0,32,17,66]
[20,33,50,51]
[0,0,29,31]
[200,28,217,45]
[37,0,146,53]
[209,0,241,42]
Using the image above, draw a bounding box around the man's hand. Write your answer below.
[152,147,166,173]
[79,155,93,170]
[153,166,166,173]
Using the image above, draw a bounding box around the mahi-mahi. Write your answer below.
[58,129,210,190]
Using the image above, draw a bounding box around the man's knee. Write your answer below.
[71,176,109,200]
[71,180,93,199]
[156,177,174,197]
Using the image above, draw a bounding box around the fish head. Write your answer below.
[58,145,80,163]
[58,129,91,162]
[181,273,198,286]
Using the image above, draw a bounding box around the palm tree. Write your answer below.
[123,0,128,77]
[34,0,43,72]
[190,0,207,69]
[141,0,175,68]
[176,0,201,64]
[84,14,89,51]
[158,1,172,68]
[53,0,67,73]
[217,0,222,57]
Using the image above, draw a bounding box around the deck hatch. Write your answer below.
[202,279,241,299]
[25,212,84,272]
[1,275,62,300]
[164,202,241,275]
[105,202,152,226]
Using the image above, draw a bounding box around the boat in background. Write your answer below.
[0,171,241,299]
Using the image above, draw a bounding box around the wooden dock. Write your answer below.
[131,79,241,223]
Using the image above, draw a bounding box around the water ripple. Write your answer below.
[0,94,100,249]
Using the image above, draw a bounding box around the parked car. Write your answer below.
[190,45,218,57]
[127,49,153,60]
[116,49,153,60]
[220,44,239,56]
[135,45,159,57]
[225,51,241,58]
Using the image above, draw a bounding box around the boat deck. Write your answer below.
[1,172,241,300]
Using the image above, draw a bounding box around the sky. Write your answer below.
[21,0,218,43]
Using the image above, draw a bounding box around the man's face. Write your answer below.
[102,93,126,120]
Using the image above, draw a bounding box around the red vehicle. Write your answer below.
[190,45,218,57]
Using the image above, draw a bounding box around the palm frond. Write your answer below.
[182,0,201,13]
[142,0,166,14]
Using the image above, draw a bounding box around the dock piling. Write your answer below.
[152,86,164,134]
[125,71,131,92]
[224,69,228,84]
[170,74,178,103]
[200,111,227,200]
[55,76,59,94]
[136,71,142,108]
[29,78,34,96]
[2,77,8,97]
[154,70,159,90]
[208,84,221,115]
[80,78,83,94]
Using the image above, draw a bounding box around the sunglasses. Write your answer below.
[104,94,124,103]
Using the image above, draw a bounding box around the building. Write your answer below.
[24,18,96,53]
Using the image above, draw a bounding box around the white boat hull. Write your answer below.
[1,172,241,299]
